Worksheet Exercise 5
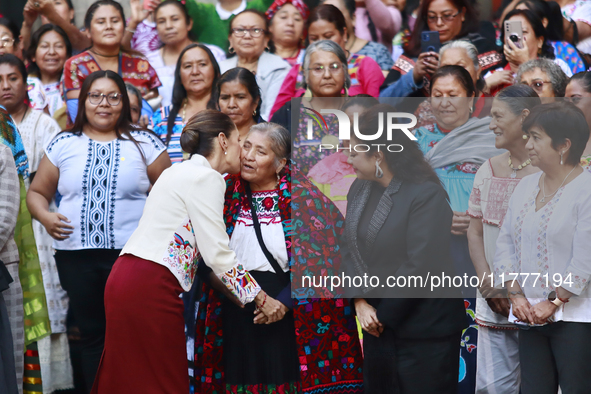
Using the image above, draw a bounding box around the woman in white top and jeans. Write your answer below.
[493,101,591,394]
[26,70,171,392]
[91,110,264,393]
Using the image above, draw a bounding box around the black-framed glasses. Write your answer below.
[87,92,122,106]
[426,10,460,24]
[307,62,343,76]
[0,36,15,48]
[231,28,266,38]
[521,79,552,92]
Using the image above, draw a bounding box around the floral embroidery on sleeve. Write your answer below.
[218,263,261,304]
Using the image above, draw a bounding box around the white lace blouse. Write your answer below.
[493,170,591,323]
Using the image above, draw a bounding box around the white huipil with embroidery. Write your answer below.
[493,170,591,323]
[122,154,261,303]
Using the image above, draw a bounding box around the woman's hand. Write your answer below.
[253,294,289,324]
[129,0,159,28]
[40,212,74,240]
[451,211,470,236]
[412,52,439,85]
[27,0,56,17]
[531,300,558,325]
[485,296,511,318]
[354,298,383,338]
[509,296,534,324]
[504,36,531,68]
[484,70,514,92]
[23,2,39,27]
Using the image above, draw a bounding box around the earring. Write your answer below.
[228,46,235,54]
[253,110,257,116]
[276,172,281,187]
[522,134,528,140]
[560,151,564,165]
[375,160,383,179]
[224,150,228,155]
[469,107,473,113]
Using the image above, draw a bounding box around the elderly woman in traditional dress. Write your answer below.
[194,122,364,394]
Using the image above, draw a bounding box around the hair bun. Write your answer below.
[180,127,200,155]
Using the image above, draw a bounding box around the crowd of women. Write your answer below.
[1,0,591,393]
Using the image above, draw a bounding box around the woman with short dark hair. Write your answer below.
[566,71,591,171]
[494,101,591,394]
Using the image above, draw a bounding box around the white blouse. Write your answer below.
[229,189,288,273]
[45,130,166,250]
[121,154,261,302]
[493,170,591,323]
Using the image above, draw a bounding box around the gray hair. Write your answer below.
[516,58,568,97]
[302,40,351,91]
[440,40,480,71]
[248,122,291,168]
[125,82,142,104]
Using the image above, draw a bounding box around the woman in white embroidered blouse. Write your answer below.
[27,70,171,392]
[493,101,591,393]
[91,110,263,394]
[467,85,541,394]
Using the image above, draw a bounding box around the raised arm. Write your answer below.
[362,0,402,43]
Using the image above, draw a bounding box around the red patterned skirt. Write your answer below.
[91,254,189,393]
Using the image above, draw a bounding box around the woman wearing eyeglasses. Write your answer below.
[0,18,21,57]
[380,0,498,108]
[26,70,171,392]
[485,9,572,97]
[271,40,350,174]
[516,58,568,103]
[219,10,290,120]
[270,4,384,118]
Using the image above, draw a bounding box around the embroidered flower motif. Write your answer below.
[262,196,274,210]
[137,60,149,73]
[457,162,479,174]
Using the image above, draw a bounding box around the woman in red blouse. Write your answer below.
[63,0,161,124]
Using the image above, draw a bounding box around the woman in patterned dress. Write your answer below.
[466,84,541,393]
[413,65,502,393]
[493,101,591,394]
[565,71,591,171]
[194,123,364,394]
[63,0,161,125]
[26,70,171,392]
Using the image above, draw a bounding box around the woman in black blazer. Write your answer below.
[341,104,466,393]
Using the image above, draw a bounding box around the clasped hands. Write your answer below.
[253,290,289,325]
[354,298,384,338]
[509,295,558,325]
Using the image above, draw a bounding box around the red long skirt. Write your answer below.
[91,254,189,393]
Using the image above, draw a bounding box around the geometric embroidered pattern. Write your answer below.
[80,139,120,248]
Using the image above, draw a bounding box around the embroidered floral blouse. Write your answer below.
[121,154,261,302]
[415,123,480,212]
[63,51,161,96]
[493,171,591,323]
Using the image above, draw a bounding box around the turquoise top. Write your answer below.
[415,123,480,213]
[151,105,185,164]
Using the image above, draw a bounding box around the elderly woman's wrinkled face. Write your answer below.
[426,0,464,44]
[0,64,27,113]
[439,47,480,92]
[308,20,347,49]
[519,67,555,103]
[34,30,68,79]
[347,136,382,180]
[306,50,345,97]
[0,26,16,56]
[489,98,527,150]
[430,75,474,130]
[241,131,284,187]
[269,4,305,48]
[229,13,269,61]
[566,80,591,130]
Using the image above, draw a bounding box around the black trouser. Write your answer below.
[363,329,461,394]
[519,322,591,394]
[55,249,120,393]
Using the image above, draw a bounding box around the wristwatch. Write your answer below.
[547,291,564,307]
